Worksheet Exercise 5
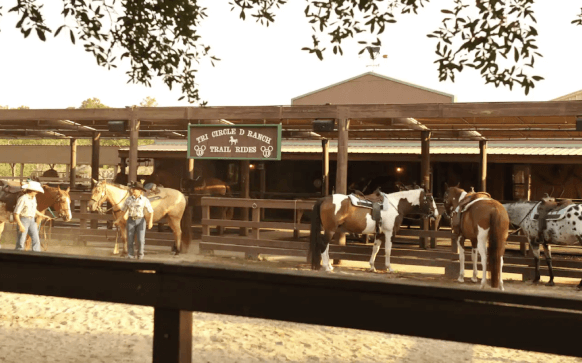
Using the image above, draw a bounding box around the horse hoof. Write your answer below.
[471,277,478,283]
[368,267,376,273]
[577,286,582,291]
[457,277,464,283]
[480,283,486,289]
[499,286,505,292]
[545,281,555,287]
[387,268,395,273]
[532,279,541,285]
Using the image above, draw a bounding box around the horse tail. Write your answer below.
[179,195,193,253]
[488,209,504,288]
[310,197,325,270]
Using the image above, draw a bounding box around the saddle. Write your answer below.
[348,189,385,234]
[143,183,164,202]
[0,181,24,213]
[536,198,573,238]
[451,192,492,234]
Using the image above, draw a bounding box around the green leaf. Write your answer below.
[36,29,46,41]
[514,48,519,62]
[54,25,65,37]
[69,29,76,44]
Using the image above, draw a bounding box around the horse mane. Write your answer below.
[103,180,130,190]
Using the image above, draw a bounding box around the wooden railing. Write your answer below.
[1,250,581,363]
[199,197,582,281]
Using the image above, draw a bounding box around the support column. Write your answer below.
[334,116,349,264]
[19,163,24,182]
[322,139,329,196]
[91,132,101,229]
[259,162,266,220]
[70,138,77,190]
[240,160,250,237]
[479,140,487,192]
[188,158,195,179]
[129,116,139,183]
[420,131,431,249]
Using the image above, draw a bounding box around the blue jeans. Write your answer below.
[16,217,40,252]
[127,217,146,259]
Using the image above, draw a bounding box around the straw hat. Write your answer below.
[22,180,44,193]
[130,181,147,192]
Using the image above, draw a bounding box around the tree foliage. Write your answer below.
[140,96,158,107]
[79,97,109,109]
[3,1,581,100]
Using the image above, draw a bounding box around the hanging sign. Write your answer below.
[188,124,282,160]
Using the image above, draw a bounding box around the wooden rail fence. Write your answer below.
[200,197,582,282]
[1,250,582,362]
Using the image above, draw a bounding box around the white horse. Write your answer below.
[503,201,582,288]
[87,180,191,255]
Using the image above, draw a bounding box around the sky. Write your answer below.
[0,1,581,109]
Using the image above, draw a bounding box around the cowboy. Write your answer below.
[13,180,51,252]
[121,182,154,259]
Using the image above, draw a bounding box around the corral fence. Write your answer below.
[0,250,581,363]
[200,197,582,282]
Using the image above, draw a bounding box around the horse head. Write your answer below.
[419,190,439,221]
[442,185,465,217]
[52,185,72,221]
[88,179,108,213]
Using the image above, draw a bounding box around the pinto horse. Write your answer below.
[87,180,191,255]
[310,189,438,272]
[443,186,509,290]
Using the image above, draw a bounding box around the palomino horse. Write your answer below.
[443,185,509,290]
[310,189,438,272]
[503,200,582,288]
[0,183,72,250]
[87,180,191,255]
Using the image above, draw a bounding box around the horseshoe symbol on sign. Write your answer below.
[260,146,273,158]
[193,145,206,157]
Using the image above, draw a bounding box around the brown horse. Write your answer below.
[310,188,438,272]
[0,183,72,251]
[443,185,509,290]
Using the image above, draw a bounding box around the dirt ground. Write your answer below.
[1,238,582,363]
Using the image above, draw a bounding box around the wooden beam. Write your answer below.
[240,160,250,237]
[128,115,139,183]
[70,138,77,190]
[479,140,487,192]
[335,118,349,194]
[91,133,100,188]
[19,163,24,182]
[322,139,329,196]
[420,131,431,250]
[188,158,194,179]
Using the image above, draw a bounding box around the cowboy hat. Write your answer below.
[22,180,44,193]
[130,181,147,192]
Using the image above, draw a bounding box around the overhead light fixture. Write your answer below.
[312,119,335,132]
[108,120,127,133]
[396,167,403,173]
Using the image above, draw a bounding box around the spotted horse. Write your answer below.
[310,188,438,272]
[503,199,582,289]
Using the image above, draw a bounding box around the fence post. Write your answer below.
[246,206,261,260]
[217,207,226,236]
[152,308,192,363]
[79,199,88,247]
[293,209,303,240]
[201,202,210,237]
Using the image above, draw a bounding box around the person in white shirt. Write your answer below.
[121,182,154,259]
[14,181,51,251]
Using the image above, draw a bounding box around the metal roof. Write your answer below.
[120,140,582,156]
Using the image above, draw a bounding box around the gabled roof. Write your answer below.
[552,89,582,101]
[291,72,456,103]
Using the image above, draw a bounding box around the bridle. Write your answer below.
[422,192,438,219]
[90,182,129,214]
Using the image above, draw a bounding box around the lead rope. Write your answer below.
[509,201,541,236]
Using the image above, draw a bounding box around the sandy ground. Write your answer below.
[2,238,582,362]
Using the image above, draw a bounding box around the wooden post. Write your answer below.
[129,116,139,183]
[152,308,192,363]
[259,162,266,220]
[420,131,431,249]
[19,163,24,182]
[240,160,250,237]
[322,139,329,196]
[91,132,101,229]
[188,158,194,179]
[70,138,77,190]
[334,116,349,264]
[479,140,487,192]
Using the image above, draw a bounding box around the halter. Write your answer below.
[90,181,129,214]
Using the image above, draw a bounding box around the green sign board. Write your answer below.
[188,124,282,160]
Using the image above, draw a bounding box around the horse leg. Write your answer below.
[321,231,333,272]
[119,220,129,257]
[0,222,4,248]
[471,241,479,283]
[477,228,488,289]
[384,233,394,273]
[168,216,182,255]
[530,240,542,284]
[542,243,555,286]
[456,235,466,283]
[368,233,383,272]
